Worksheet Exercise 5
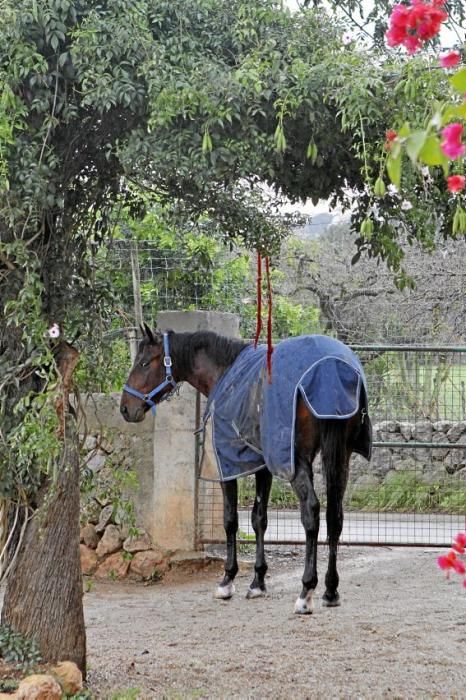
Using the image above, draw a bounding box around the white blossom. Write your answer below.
[47,323,60,339]
[342,32,354,45]
[387,184,398,196]
[401,200,413,211]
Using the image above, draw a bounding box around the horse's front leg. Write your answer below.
[215,479,238,600]
[246,468,273,599]
[291,456,320,614]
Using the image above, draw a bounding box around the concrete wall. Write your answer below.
[81,311,240,551]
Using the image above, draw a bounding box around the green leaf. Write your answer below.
[418,135,447,168]
[405,130,427,164]
[449,67,466,94]
[442,102,466,124]
[398,122,411,139]
[386,152,401,188]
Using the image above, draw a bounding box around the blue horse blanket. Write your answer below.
[199,335,372,482]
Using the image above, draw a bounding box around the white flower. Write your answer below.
[401,200,413,211]
[47,323,60,339]
[387,184,398,196]
[342,32,354,45]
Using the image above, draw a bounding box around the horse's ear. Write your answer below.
[141,323,155,343]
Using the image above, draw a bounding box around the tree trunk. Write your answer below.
[1,425,86,675]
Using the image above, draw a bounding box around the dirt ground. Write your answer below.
[85,545,466,699]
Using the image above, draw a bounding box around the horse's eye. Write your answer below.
[139,360,150,368]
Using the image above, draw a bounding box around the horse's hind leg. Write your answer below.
[321,419,354,607]
[291,455,320,614]
[215,479,238,600]
[246,468,273,599]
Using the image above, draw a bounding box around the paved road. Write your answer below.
[238,509,465,545]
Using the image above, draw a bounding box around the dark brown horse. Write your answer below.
[120,325,371,613]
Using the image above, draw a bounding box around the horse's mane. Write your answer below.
[169,330,249,375]
[140,329,249,375]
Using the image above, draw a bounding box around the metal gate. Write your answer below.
[197,345,466,547]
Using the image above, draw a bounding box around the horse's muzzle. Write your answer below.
[120,403,145,423]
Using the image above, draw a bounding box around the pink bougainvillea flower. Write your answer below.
[452,532,466,551]
[440,50,461,68]
[453,558,466,575]
[447,175,466,193]
[441,123,466,159]
[386,0,448,53]
[437,552,456,570]
[384,129,398,150]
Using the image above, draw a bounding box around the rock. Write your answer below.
[352,473,380,489]
[82,435,97,450]
[95,551,130,580]
[86,452,107,474]
[130,549,169,580]
[96,524,123,558]
[123,531,152,553]
[80,523,99,549]
[52,661,83,695]
[447,421,466,443]
[80,544,98,575]
[412,421,432,442]
[433,420,452,433]
[375,420,398,434]
[97,436,114,453]
[95,504,113,533]
[16,674,62,700]
[398,422,414,441]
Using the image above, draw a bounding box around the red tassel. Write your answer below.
[265,256,274,382]
[254,252,263,348]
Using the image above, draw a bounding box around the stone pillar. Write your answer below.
[153,311,240,550]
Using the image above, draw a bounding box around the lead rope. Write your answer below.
[265,255,273,383]
[253,251,263,349]
[253,251,274,382]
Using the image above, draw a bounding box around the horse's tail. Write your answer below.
[319,419,349,502]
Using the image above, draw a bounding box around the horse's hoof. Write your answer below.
[294,591,313,614]
[246,586,266,599]
[322,592,341,607]
[214,582,235,600]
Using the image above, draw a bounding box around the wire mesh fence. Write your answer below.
[106,236,466,547]
[198,346,466,547]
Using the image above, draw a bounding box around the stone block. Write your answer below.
[80,523,99,549]
[123,531,152,553]
[96,524,123,558]
[447,421,466,443]
[80,544,98,575]
[95,552,130,580]
[130,549,169,579]
[412,421,433,442]
[16,675,62,700]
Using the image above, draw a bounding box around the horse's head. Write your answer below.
[120,324,176,422]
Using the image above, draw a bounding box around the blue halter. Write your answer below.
[122,332,178,416]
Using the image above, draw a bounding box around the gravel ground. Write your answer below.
[85,545,466,699]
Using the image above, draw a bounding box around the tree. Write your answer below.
[0,0,385,670]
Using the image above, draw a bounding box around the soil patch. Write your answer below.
[84,545,465,699]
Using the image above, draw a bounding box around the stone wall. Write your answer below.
[349,419,466,491]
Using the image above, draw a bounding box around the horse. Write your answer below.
[120,324,372,614]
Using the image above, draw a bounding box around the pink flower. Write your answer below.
[453,558,466,575]
[441,123,466,160]
[386,0,448,53]
[454,532,466,548]
[440,50,461,68]
[447,175,466,193]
